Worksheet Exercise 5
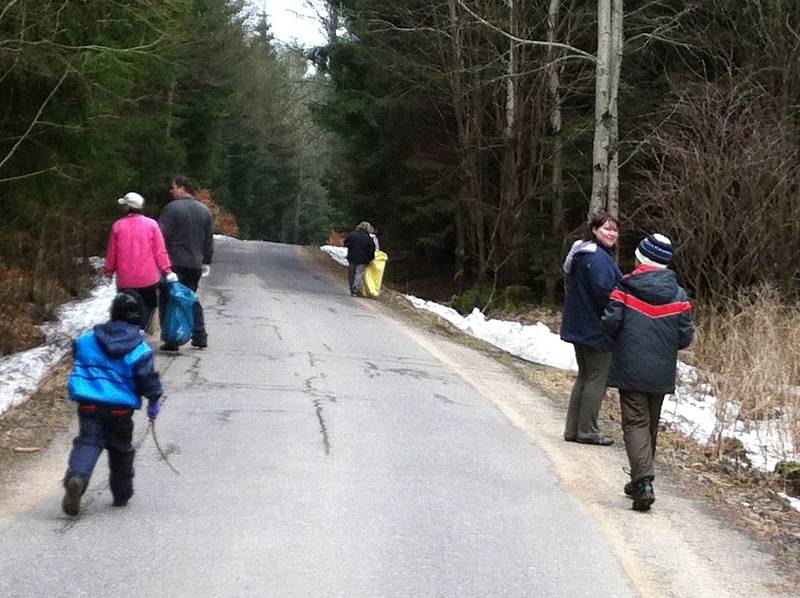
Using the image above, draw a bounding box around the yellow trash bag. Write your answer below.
[363,250,388,297]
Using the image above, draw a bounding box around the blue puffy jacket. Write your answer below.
[560,240,622,350]
[68,321,162,408]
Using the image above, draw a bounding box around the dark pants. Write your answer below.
[119,283,158,331]
[620,391,664,483]
[564,344,613,441]
[64,403,135,503]
[159,266,206,344]
[348,263,367,295]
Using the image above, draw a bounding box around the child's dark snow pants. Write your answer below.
[64,403,135,503]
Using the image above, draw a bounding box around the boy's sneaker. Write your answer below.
[112,497,129,508]
[159,343,178,352]
[632,478,655,512]
[62,477,85,517]
[190,337,207,349]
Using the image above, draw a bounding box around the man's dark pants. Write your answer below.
[159,266,207,344]
[619,391,665,483]
[64,403,135,503]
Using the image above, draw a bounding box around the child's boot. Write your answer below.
[632,477,655,512]
[62,477,86,516]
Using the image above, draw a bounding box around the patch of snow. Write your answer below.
[0,263,116,416]
[778,492,800,513]
[320,245,349,267]
[404,295,577,371]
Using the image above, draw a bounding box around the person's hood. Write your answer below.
[562,240,597,273]
[622,267,679,305]
[93,321,144,358]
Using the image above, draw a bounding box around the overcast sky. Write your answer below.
[260,0,327,47]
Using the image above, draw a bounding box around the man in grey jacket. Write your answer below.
[159,175,214,350]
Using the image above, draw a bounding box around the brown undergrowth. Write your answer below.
[0,357,74,488]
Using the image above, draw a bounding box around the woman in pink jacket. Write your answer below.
[104,192,176,330]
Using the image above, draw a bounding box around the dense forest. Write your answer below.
[2,0,800,310]
[315,0,800,306]
[0,0,335,299]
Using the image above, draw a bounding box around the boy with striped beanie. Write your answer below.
[601,233,694,511]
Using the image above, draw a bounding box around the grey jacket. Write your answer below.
[159,196,213,269]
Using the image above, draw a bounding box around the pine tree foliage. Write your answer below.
[0,0,333,289]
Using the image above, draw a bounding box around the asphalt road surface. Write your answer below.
[0,237,636,597]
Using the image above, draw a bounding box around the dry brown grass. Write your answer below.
[693,286,800,467]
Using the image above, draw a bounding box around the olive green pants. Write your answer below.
[564,344,613,441]
[620,390,664,483]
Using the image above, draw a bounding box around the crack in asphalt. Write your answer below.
[217,409,236,424]
[304,374,325,393]
[313,398,331,456]
[364,361,380,379]
[186,356,208,387]
[304,375,334,454]
[187,407,291,417]
[385,367,453,384]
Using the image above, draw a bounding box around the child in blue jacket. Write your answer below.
[62,290,163,516]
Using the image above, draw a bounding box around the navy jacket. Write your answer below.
[560,241,622,350]
[159,195,214,269]
[602,266,694,394]
[68,321,163,408]
[344,229,375,265]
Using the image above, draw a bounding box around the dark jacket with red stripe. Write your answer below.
[602,266,693,394]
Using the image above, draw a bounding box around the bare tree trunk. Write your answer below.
[545,0,565,301]
[589,0,623,218]
[498,0,521,284]
[607,0,623,217]
[324,1,340,44]
[292,191,302,244]
[446,0,488,284]
[165,78,176,141]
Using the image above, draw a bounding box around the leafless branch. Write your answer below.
[457,0,594,62]
[0,66,70,173]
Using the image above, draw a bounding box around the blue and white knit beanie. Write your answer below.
[635,233,673,268]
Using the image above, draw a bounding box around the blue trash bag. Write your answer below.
[161,282,197,346]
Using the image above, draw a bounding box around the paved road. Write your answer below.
[0,238,635,597]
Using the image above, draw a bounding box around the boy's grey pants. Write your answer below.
[620,391,665,483]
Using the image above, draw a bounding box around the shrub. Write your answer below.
[451,285,533,315]
[693,285,800,465]
[635,84,800,304]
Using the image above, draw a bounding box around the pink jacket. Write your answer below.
[105,214,172,289]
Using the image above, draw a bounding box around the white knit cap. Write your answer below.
[117,192,144,210]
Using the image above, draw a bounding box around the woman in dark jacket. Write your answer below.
[560,212,622,446]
